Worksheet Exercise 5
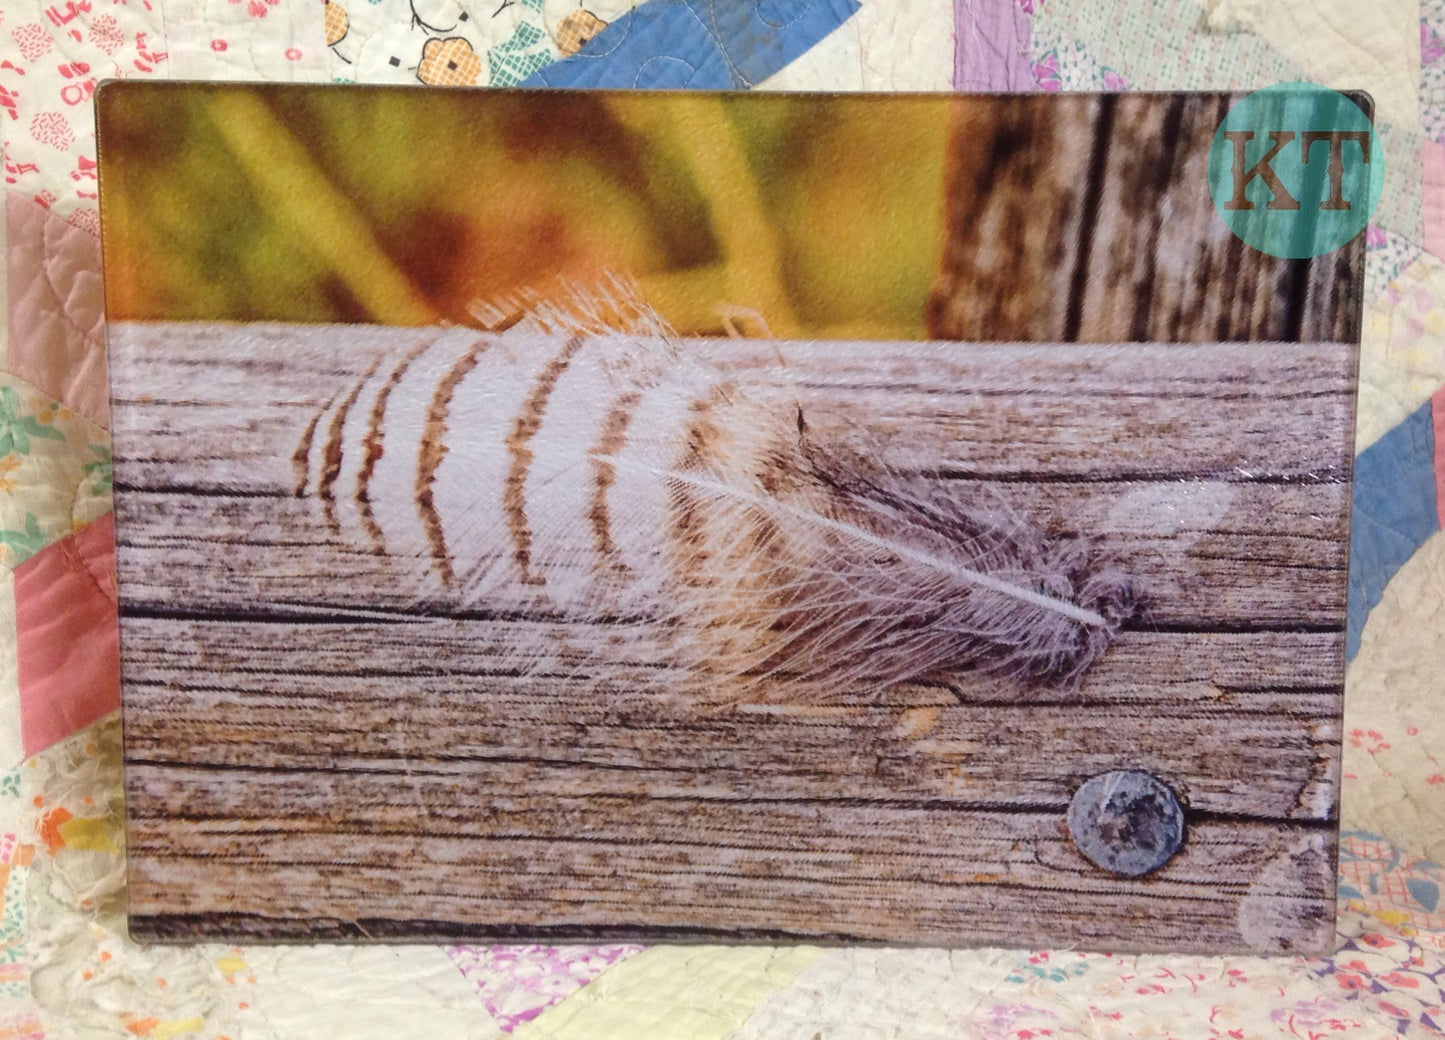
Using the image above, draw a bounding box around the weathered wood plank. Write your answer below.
[117,478,1349,552]
[109,326,1354,626]
[112,539,1345,626]
[119,619,1345,696]
[114,480,1350,625]
[110,321,1354,950]
[119,656,1339,822]
[926,93,1364,344]
[125,770,1328,878]
[124,816,1333,952]
[109,326,1355,488]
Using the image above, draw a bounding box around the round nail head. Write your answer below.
[1067,770,1185,877]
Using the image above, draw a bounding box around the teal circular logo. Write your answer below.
[1208,82,1384,258]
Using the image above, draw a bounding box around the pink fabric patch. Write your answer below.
[954,0,1034,91]
[1422,141,1445,263]
[1433,386,1445,530]
[15,514,119,757]
[445,944,641,1031]
[5,191,109,429]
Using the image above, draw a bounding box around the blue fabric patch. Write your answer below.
[1407,877,1440,912]
[1347,401,1440,661]
[524,0,861,90]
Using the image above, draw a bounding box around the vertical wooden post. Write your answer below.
[927,93,1364,344]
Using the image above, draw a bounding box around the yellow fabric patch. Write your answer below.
[1356,255,1445,452]
[154,1016,205,1040]
[56,814,118,853]
[513,945,823,1040]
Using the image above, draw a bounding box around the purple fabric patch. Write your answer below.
[954,0,1034,91]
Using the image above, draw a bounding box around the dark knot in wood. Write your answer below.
[1067,770,1185,877]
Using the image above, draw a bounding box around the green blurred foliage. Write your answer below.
[98,84,951,338]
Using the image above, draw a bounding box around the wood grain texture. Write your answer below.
[110,322,1355,952]
[926,94,1365,344]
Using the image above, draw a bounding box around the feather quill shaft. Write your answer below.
[593,453,1111,628]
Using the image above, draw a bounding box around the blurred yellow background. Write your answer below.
[97,84,954,339]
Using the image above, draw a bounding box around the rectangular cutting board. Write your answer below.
[98,84,1364,952]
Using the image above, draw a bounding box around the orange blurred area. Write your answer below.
[96,84,958,338]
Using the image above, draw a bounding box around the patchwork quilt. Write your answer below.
[2,0,1445,1035]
